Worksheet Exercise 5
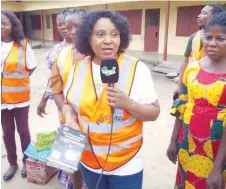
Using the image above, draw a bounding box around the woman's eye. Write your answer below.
[97,33,104,37]
[112,33,118,37]
[218,37,225,42]
[205,36,212,41]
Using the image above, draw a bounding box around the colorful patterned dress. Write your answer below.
[171,61,226,189]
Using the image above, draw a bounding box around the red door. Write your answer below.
[144,9,160,52]
[52,14,63,41]
[145,26,159,52]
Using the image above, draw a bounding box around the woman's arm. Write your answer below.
[125,97,160,121]
[53,93,65,113]
[207,128,226,189]
[214,128,226,171]
[26,42,37,76]
[167,118,182,164]
[107,61,160,122]
[61,103,80,130]
[37,90,48,117]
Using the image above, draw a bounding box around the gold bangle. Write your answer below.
[129,99,135,113]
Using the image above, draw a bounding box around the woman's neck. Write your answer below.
[204,56,226,74]
[93,56,101,65]
[93,54,119,65]
[1,36,13,43]
[64,37,72,44]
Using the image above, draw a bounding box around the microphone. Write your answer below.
[100,59,119,87]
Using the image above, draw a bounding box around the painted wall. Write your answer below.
[3,0,225,55]
[108,1,166,52]
[23,4,107,41]
[23,11,53,41]
[167,1,225,55]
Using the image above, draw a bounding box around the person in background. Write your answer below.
[62,10,160,189]
[50,9,86,189]
[37,9,71,118]
[167,4,224,88]
[1,11,37,181]
[167,11,226,189]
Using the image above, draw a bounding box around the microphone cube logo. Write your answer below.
[101,66,116,76]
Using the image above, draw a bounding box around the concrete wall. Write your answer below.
[23,11,53,41]
[3,0,226,55]
[167,1,225,55]
[23,4,107,41]
[108,1,166,52]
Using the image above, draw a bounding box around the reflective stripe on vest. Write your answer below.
[56,45,82,124]
[2,72,29,78]
[65,53,143,171]
[2,86,30,93]
[189,31,205,62]
[57,45,73,89]
[1,39,30,104]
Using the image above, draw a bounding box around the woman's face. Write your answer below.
[1,14,12,40]
[204,26,226,61]
[56,14,68,39]
[197,6,213,28]
[65,14,81,43]
[90,17,120,61]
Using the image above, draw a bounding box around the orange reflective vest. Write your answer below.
[65,54,143,171]
[189,30,205,62]
[1,39,30,104]
[56,45,83,123]
[56,45,74,89]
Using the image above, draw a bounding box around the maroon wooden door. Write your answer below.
[145,26,159,52]
[52,14,63,41]
[144,9,160,52]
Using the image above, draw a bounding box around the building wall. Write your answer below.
[24,11,53,41]
[108,1,166,52]
[3,0,225,55]
[23,4,107,41]
[167,1,225,55]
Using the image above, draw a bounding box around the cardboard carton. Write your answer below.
[26,158,57,185]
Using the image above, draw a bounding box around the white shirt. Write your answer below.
[1,41,37,110]
[64,60,158,176]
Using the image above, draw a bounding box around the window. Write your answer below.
[31,15,41,30]
[176,6,204,37]
[118,10,142,35]
[46,14,51,29]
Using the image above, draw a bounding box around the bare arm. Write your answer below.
[213,128,226,172]
[53,93,65,113]
[125,99,160,122]
[107,87,160,122]
[61,103,79,130]
[170,118,183,142]
[37,82,48,117]
[175,34,193,94]
[207,128,226,189]
[167,118,182,164]
[178,57,189,90]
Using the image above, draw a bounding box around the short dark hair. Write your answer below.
[75,10,131,56]
[1,11,25,44]
[205,11,226,32]
[208,4,224,15]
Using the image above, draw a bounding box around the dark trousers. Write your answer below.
[1,106,31,165]
[80,164,143,189]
